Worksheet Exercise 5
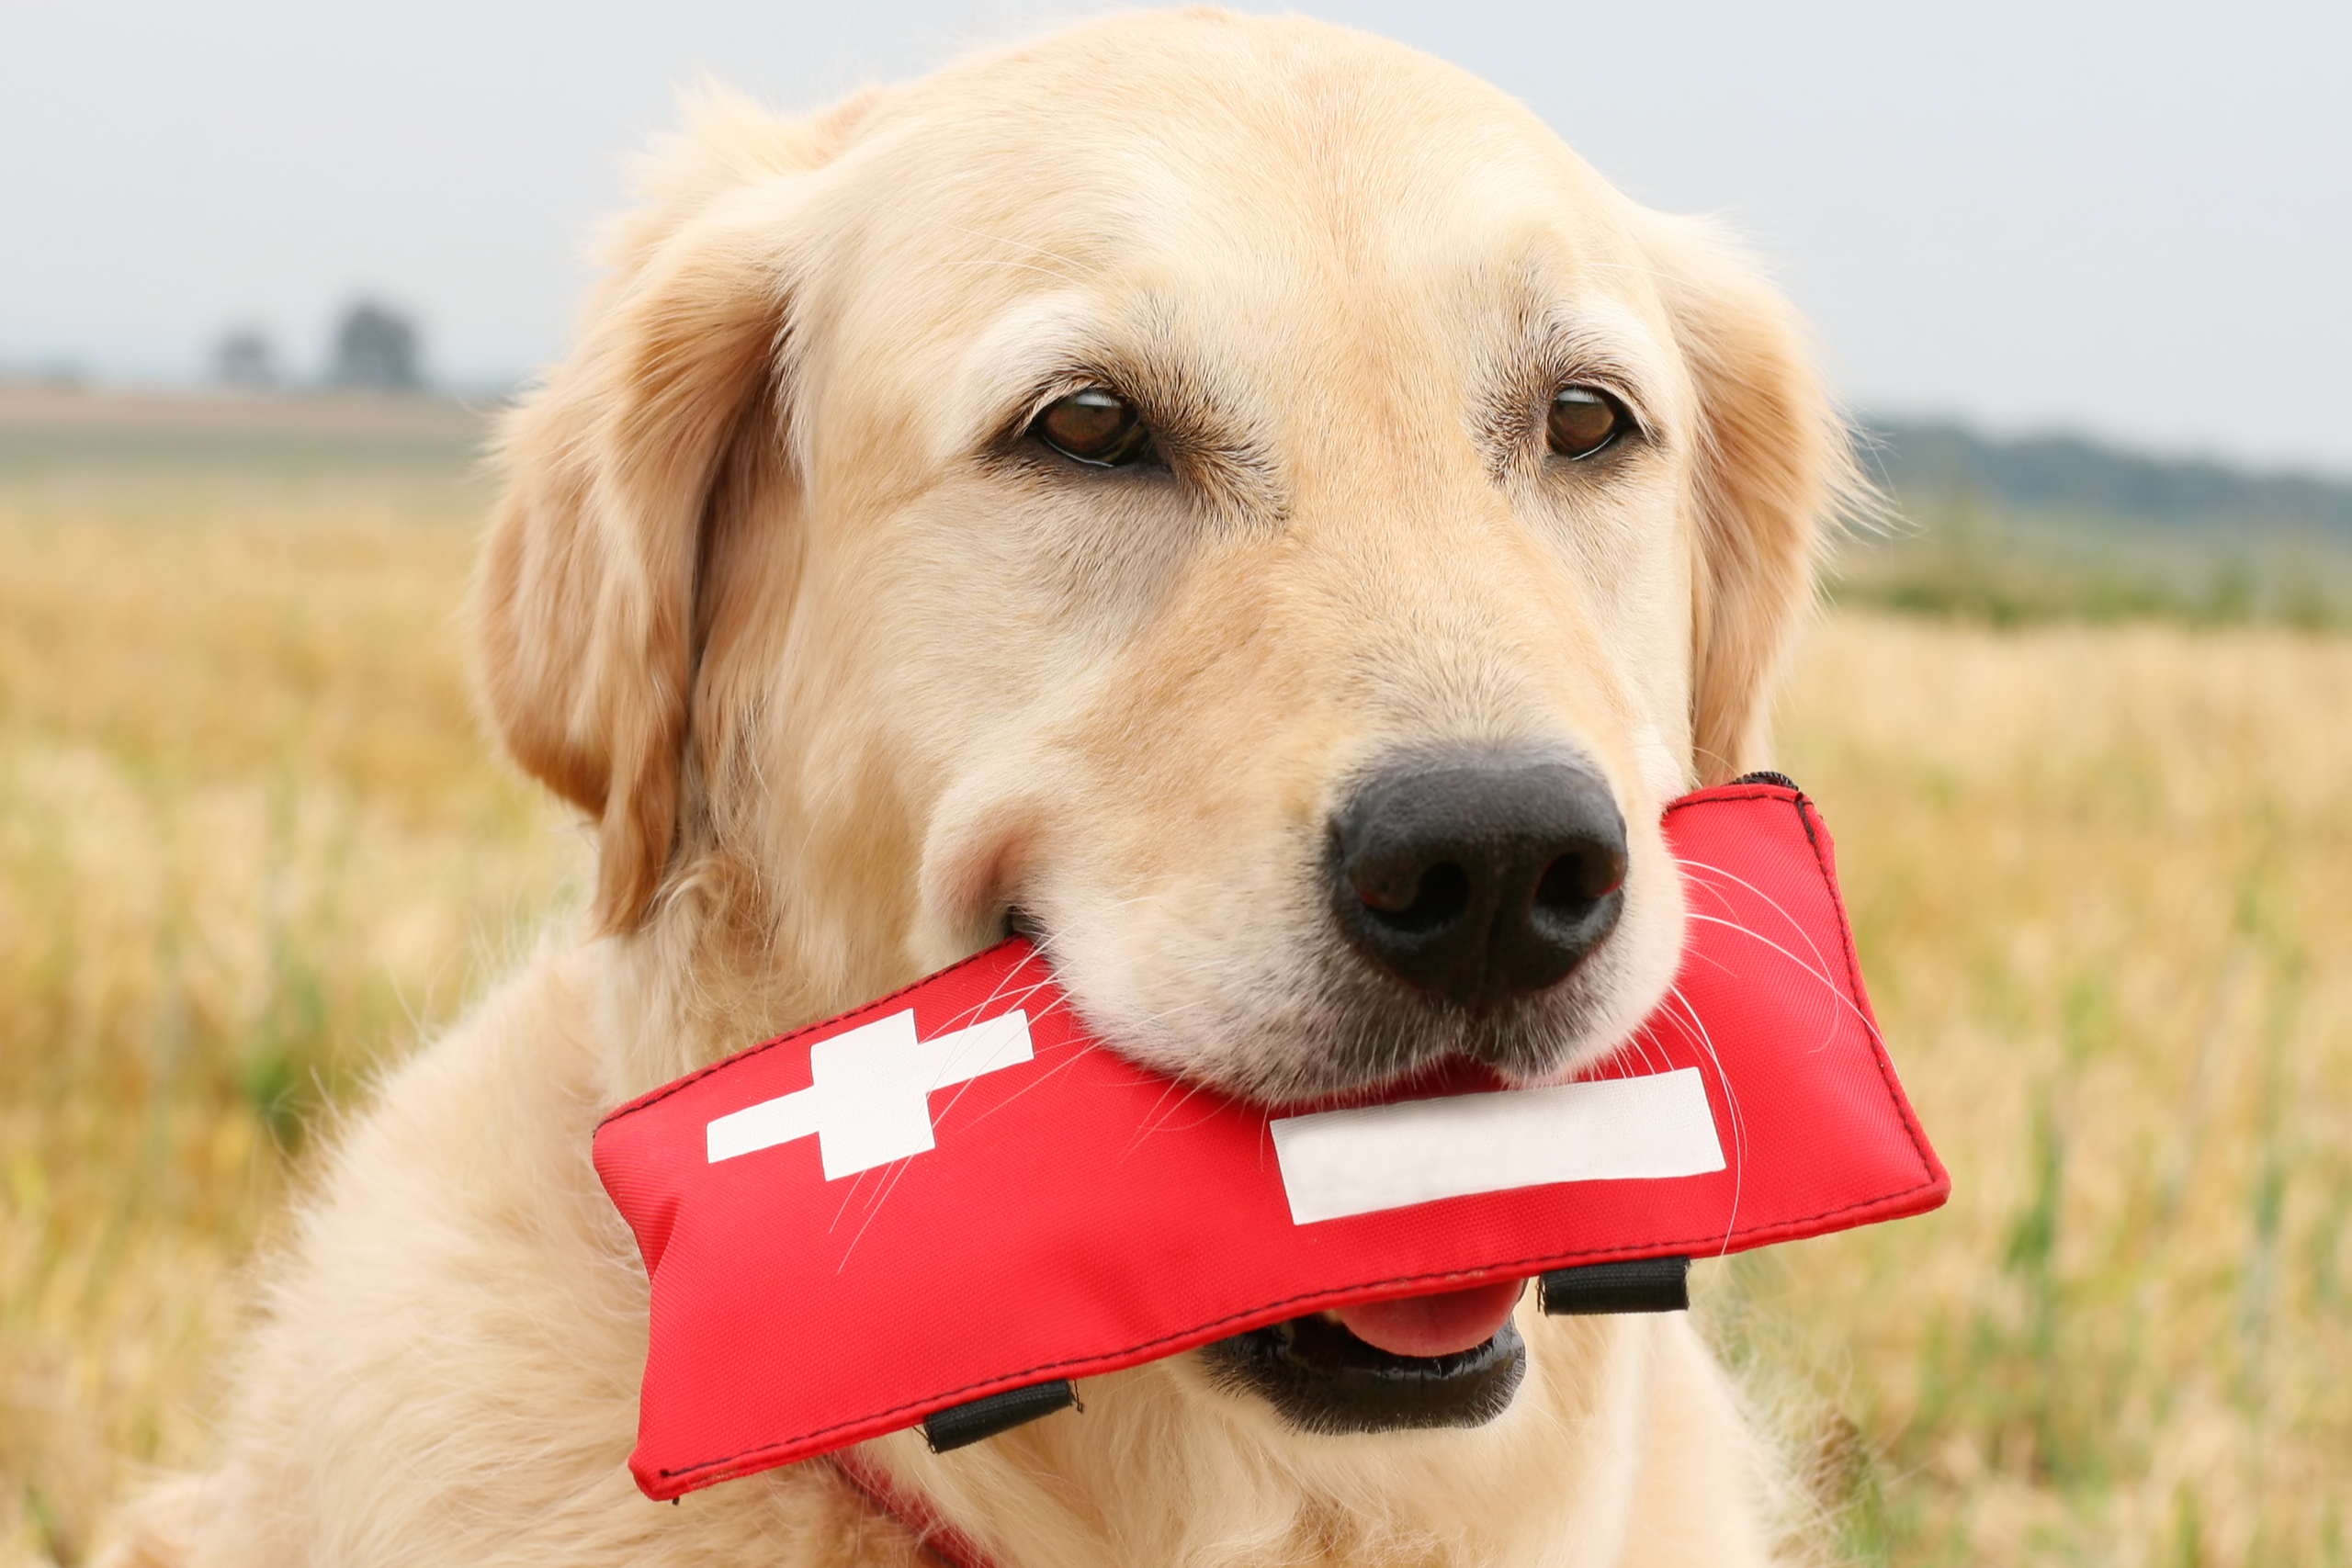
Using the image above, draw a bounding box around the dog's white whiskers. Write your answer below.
[1664,980,1747,1254]
[1679,912,1875,1046]
[1672,854,1849,992]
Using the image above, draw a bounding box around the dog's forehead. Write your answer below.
[801,14,1678,405]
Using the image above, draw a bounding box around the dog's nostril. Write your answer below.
[1329,750,1628,1010]
[1356,861,1471,933]
[1533,847,1626,913]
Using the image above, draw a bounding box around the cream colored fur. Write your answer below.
[104,10,1852,1565]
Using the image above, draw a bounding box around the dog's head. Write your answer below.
[479,8,1845,1446]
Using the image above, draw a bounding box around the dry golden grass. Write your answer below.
[0,409,582,1565]
[1736,615,2352,1565]
[1,402,2346,1565]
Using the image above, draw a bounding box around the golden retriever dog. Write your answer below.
[108,9,1854,1566]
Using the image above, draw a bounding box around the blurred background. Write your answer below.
[2,3,2346,1564]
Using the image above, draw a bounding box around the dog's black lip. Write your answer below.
[1202,1310,1527,1434]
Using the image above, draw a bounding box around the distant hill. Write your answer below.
[0,382,493,476]
[1860,420,2352,536]
[1838,420,2352,626]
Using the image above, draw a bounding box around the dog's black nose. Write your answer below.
[1330,751,1627,1009]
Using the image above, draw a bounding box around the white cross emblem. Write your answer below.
[704,1010,1034,1179]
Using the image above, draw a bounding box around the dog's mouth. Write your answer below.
[1200,1279,1528,1433]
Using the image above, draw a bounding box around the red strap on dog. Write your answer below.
[829,1451,992,1568]
[595,781,1947,1501]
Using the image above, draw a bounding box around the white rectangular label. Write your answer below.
[1268,1066,1725,1224]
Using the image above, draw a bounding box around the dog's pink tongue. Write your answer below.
[1333,1280,1525,1358]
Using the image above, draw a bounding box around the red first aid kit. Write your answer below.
[594,778,1947,1500]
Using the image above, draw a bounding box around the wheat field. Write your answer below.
[1,397,2346,1565]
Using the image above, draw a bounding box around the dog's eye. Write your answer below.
[1032,388,1155,468]
[1547,386,1625,460]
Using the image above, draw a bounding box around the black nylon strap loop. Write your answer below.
[1537,1257,1690,1315]
[921,1380,1080,1452]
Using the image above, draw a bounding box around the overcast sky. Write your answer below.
[5,1,2346,474]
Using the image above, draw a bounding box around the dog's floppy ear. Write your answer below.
[1643,217,1858,784]
[475,93,864,932]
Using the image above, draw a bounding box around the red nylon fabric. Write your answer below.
[594,783,1948,1500]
